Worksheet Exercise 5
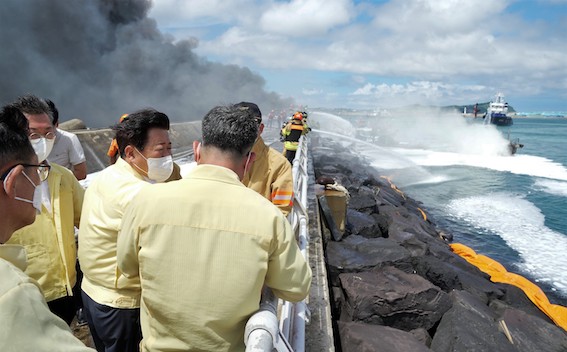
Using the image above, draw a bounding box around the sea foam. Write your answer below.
[447,193,567,295]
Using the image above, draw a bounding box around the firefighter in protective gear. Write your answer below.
[282,112,308,163]
[236,102,294,216]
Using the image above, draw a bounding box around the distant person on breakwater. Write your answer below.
[45,99,87,180]
[0,104,94,351]
[8,95,84,325]
[281,111,309,163]
[79,109,181,352]
[117,104,311,351]
[235,102,294,216]
[267,109,275,128]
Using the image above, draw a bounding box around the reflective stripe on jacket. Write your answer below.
[242,136,293,216]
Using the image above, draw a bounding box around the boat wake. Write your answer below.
[313,130,449,188]
[533,179,567,197]
[390,148,567,182]
[447,193,567,296]
[312,112,567,300]
[358,109,513,156]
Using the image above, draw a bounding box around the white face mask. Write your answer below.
[30,137,55,163]
[135,148,173,183]
[3,169,42,214]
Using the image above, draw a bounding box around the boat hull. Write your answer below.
[490,114,513,126]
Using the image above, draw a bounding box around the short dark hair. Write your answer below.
[113,108,170,157]
[12,95,53,124]
[0,104,36,174]
[201,104,258,157]
[234,102,262,125]
[44,99,59,125]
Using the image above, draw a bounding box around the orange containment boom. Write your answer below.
[450,243,567,331]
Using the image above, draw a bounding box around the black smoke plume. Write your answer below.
[0,0,291,127]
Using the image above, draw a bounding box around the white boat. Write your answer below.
[484,93,513,126]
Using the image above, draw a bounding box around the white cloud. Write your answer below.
[259,0,354,36]
[352,83,377,96]
[302,88,323,96]
[199,27,298,68]
[351,81,491,107]
[148,0,250,26]
[352,75,366,84]
[372,0,509,33]
[148,0,567,110]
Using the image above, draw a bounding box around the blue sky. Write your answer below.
[149,0,567,112]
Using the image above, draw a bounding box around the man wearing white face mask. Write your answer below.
[44,99,87,180]
[132,145,174,183]
[7,95,85,325]
[79,108,181,352]
[0,103,95,351]
[117,104,311,351]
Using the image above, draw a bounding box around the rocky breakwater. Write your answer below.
[311,142,567,351]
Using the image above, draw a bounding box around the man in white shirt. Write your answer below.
[45,99,87,180]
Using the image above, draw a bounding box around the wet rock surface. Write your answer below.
[339,321,431,352]
[339,267,451,331]
[312,139,567,351]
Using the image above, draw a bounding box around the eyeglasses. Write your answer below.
[29,132,56,140]
[0,163,51,182]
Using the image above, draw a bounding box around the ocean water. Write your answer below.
[310,112,567,305]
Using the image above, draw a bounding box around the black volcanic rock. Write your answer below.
[496,307,567,351]
[376,185,404,207]
[379,205,438,239]
[339,267,451,331]
[312,139,566,351]
[372,213,390,237]
[347,186,378,213]
[386,228,428,257]
[326,235,412,286]
[346,209,388,238]
[339,321,432,352]
[490,284,554,323]
[410,328,433,348]
[412,255,505,303]
[430,290,517,352]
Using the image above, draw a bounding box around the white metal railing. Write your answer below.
[245,135,310,352]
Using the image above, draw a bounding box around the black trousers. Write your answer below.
[81,290,141,352]
[74,260,84,309]
[285,150,297,164]
[47,291,78,326]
